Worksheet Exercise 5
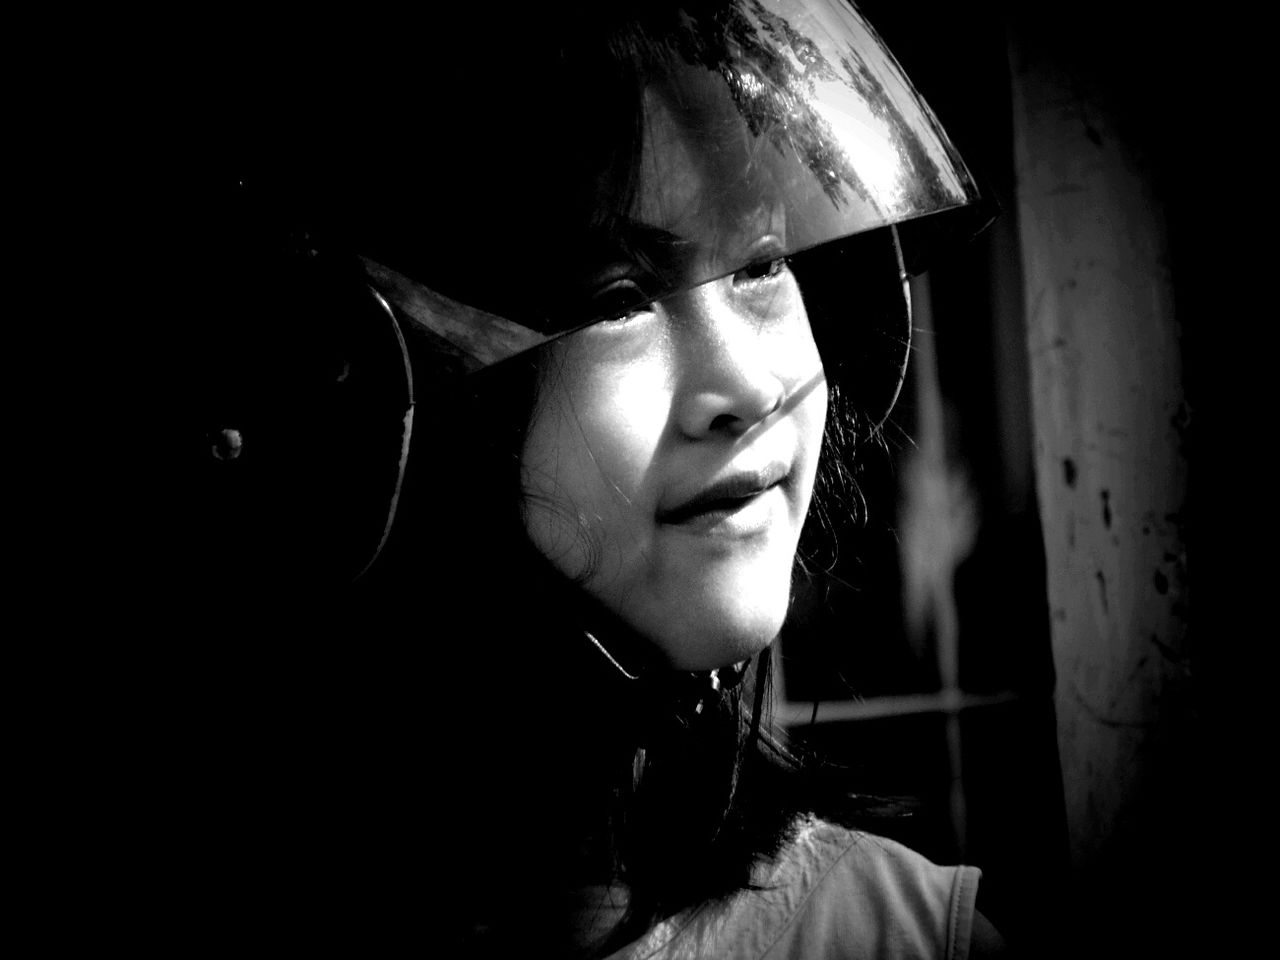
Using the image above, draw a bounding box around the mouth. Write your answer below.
[657,465,790,527]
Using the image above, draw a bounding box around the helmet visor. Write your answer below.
[358,0,982,373]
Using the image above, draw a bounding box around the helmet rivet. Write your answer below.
[212,428,243,461]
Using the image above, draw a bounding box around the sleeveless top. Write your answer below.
[601,819,981,959]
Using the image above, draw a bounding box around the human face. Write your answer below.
[521,261,826,671]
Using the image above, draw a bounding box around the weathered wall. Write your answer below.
[1009,12,1195,955]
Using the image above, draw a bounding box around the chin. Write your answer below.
[640,572,793,672]
[672,622,778,672]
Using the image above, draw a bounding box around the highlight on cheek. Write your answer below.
[521,348,659,593]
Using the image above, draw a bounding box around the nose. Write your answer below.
[670,279,789,440]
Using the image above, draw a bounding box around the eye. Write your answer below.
[733,256,790,285]
[592,277,656,323]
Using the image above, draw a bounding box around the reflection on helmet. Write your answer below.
[352,0,983,374]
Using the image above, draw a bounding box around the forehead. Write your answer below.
[617,75,789,295]
[633,70,780,242]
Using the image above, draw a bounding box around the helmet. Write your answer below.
[182,0,987,588]
[265,0,983,369]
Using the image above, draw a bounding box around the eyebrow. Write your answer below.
[607,219,691,260]
[585,219,695,286]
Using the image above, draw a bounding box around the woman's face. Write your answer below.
[521,269,827,671]
[520,93,827,670]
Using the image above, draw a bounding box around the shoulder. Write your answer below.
[745,819,984,959]
[606,819,986,960]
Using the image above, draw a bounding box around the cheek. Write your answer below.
[777,304,828,463]
[574,364,671,477]
[775,309,829,528]
[520,342,671,577]
[801,357,829,458]
[797,384,829,523]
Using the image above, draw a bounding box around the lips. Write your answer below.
[657,464,789,526]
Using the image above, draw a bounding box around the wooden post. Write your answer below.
[1009,14,1193,954]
